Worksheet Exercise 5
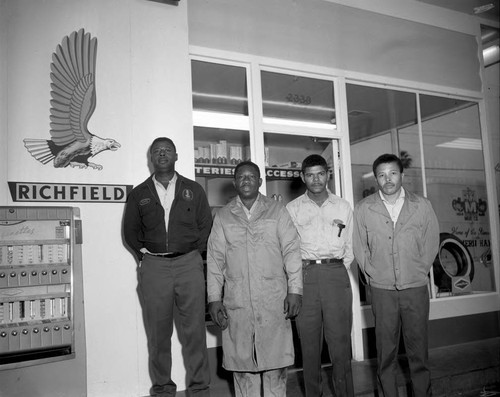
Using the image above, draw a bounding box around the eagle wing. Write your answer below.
[49,29,97,146]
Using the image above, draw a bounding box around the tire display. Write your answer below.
[433,233,474,292]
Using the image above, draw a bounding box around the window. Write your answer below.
[420,96,494,297]
[348,83,496,302]
[191,60,251,209]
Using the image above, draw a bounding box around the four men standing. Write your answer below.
[124,141,439,397]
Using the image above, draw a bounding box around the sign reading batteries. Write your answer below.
[8,182,132,203]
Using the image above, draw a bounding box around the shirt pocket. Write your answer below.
[295,213,314,231]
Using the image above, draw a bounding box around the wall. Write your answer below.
[188,0,481,93]
[1,0,193,395]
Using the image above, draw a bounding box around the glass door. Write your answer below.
[259,70,342,204]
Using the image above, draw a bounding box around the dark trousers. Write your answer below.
[296,263,354,397]
[370,286,431,397]
[138,251,210,397]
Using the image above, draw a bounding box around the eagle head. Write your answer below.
[90,136,122,156]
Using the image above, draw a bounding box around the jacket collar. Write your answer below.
[367,188,420,222]
[229,192,270,221]
[145,172,183,202]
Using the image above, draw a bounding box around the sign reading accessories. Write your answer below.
[195,165,301,180]
[8,182,132,203]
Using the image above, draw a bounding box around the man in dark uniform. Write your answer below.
[124,137,212,397]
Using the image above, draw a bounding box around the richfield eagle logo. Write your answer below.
[451,187,487,221]
[23,29,120,169]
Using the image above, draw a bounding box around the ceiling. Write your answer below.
[417,0,499,67]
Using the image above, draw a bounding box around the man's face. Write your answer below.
[150,140,177,173]
[301,165,328,195]
[233,165,262,201]
[375,161,404,199]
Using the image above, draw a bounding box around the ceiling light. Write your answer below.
[193,110,249,130]
[263,117,336,129]
[474,3,495,14]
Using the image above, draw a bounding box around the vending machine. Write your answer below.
[0,206,86,397]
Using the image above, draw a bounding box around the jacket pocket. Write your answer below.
[224,276,245,309]
[139,201,163,230]
[255,219,279,245]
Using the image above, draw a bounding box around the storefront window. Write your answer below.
[348,83,496,303]
[191,60,251,209]
[347,84,418,303]
[420,96,495,297]
[347,84,419,204]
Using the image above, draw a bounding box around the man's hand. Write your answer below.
[283,293,302,319]
[208,301,228,330]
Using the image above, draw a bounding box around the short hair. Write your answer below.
[301,154,328,173]
[234,161,261,179]
[372,153,403,175]
[149,137,176,154]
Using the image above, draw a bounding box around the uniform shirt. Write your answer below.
[140,172,177,255]
[379,187,405,229]
[286,190,354,269]
[153,172,178,231]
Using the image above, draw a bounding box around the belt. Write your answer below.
[302,258,343,266]
[147,252,186,259]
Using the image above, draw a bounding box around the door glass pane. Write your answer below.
[420,96,495,297]
[264,133,339,205]
[261,71,336,127]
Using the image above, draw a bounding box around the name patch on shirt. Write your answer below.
[139,198,151,206]
[182,189,194,201]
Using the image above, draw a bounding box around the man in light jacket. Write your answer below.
[207,161,303,397]
[353,153,439,397]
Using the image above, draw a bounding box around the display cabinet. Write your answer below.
[264,133,340,203]
[194,126,250,208]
